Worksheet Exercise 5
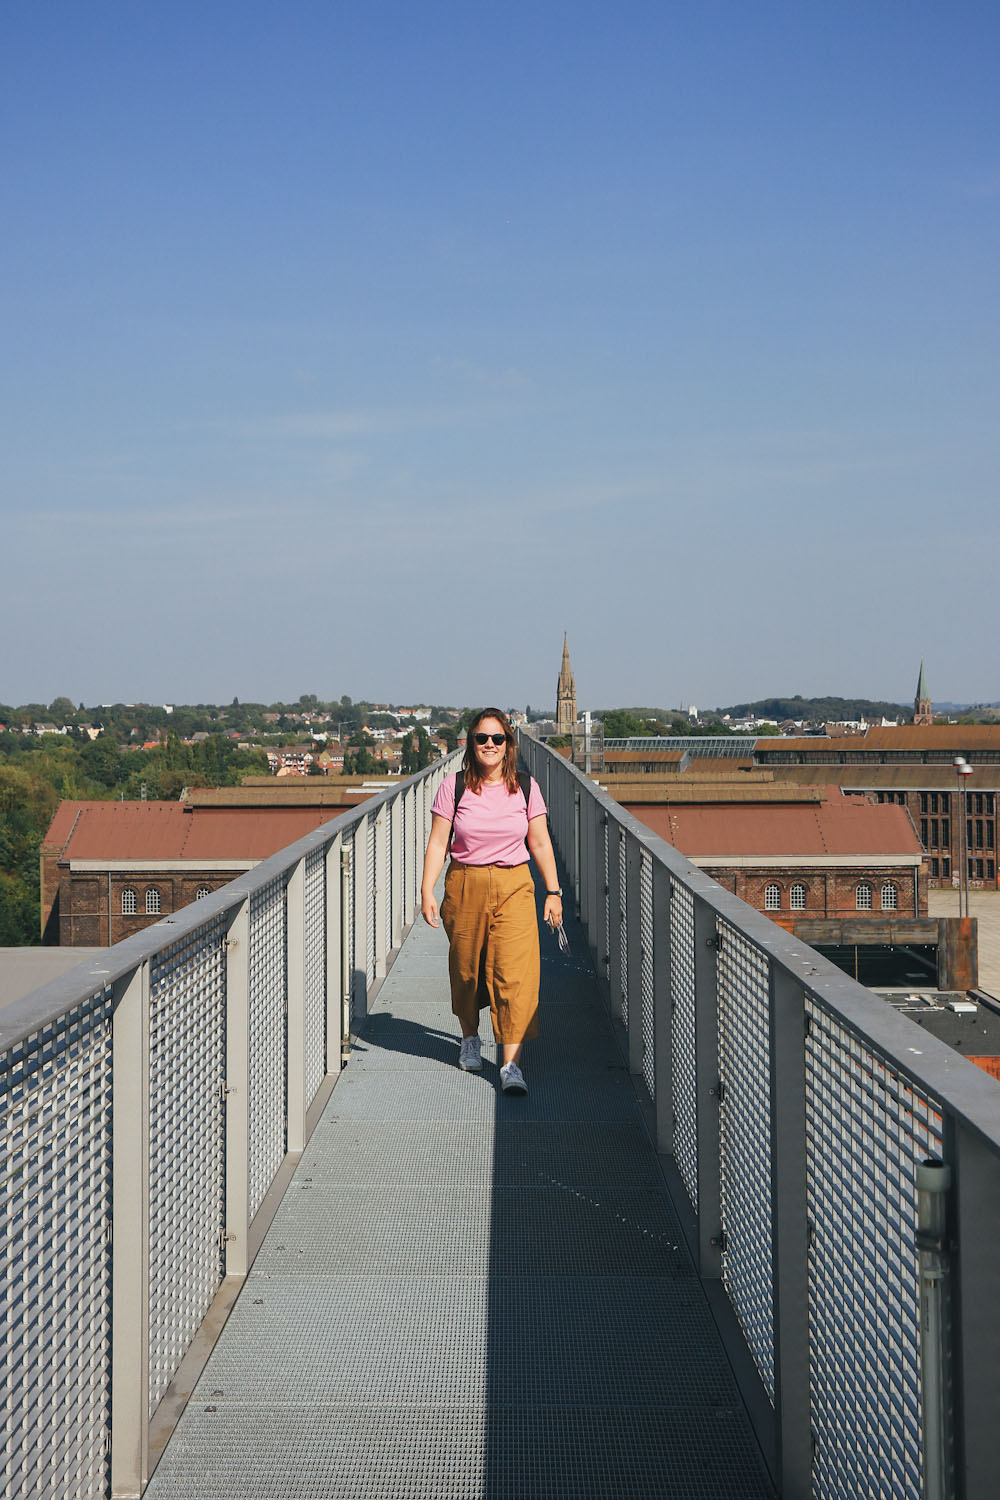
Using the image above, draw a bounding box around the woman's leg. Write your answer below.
[487,867,540,1065]
[442,864,490,1039]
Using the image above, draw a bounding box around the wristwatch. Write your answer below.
[547,887,563,896]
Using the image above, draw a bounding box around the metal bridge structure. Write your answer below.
[3,737,1000,1498]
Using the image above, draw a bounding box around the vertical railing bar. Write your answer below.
[110,962,151,1498]
[285,857,306,1153]
[693,893,723,1280]
[224,897,251,1279]
[770,965,813,1498]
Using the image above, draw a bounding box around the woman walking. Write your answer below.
[421,709,563,1094]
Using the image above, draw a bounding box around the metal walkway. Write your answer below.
[145,881,774,1499]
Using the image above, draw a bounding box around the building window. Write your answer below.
[976,819,984,848]
[881,882,898,911]
[920,793,928,814]
[196,886,211,900]
[765,884,781,911]
[975,792,984,815]
[975,859,984,880]
[920,820,928,847]
[986,793,995,815]
[942,859,950,879]
[146,888,161,915]
[790,883,806,911]
[930,858,939,878]
[930,792,938,814]
[988,859,996,881]
[942,820,950,846]
[988,823,995,850]
[122,888,137,916]
[856,883,872,910]
[930,819,938,848]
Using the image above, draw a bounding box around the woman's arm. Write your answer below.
[526,815,563,929]
[420,813,453,926]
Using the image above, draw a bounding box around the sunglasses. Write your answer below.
[474,732,507,746]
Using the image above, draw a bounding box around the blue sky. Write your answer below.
[2,2,997,711]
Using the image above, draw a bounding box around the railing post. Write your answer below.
[325,834,343,1076]
[917,1160,953,1500]
[770,966,813,1498]
[224,897,251,1278]
[285,857,307,1153]
[110,962,150,1499]
[625,835,643,1075]
[607,823,624,1019]
[693,893,723,1279]
[391,792,403,946]
[652,859,674,1156]
[352,819,369,1020]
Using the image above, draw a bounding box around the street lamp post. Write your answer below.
[953,756,974,918]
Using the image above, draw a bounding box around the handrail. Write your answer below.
[1,751,461,1499]
[521,731,1000,1500]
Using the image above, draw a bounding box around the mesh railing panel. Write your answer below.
[618,832,629,1027]
[602,818,610,980]
[149,917,227,1417]
[717,919,775,1402]
[249,876,287,1221]
[386,812,394,954]
[670,878,698,1208]
[640,849,655,1101]
[367,815,376,985]
[349,827,357,1012]
[805,998,944,1500]
[401,793,407,922]
[1,990,112,1500]
[304,847,327,1108]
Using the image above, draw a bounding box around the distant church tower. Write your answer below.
[556,633,577,735]
[914,660,934,725]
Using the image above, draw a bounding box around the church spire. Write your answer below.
[914,660,933,725]
[556,633,577,735]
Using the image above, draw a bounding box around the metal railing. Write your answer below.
[521,732,1000,1500]
[0,754,458,1500]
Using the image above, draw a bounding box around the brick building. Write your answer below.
[624,791,927,920]
[754,724,1000,889]
[41,799,359,945]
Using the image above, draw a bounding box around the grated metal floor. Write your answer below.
[145,878,774,1499]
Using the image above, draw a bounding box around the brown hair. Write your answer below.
[462,708,519,794]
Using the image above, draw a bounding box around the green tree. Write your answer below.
[601,710,646,738]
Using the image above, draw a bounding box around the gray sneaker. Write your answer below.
[500,1061,528,1095]
[458,1035,482,1072]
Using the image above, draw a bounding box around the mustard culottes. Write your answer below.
[440,862,540,1044]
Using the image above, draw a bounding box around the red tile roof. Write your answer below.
[45,801,343,862]
[625,798,922,858]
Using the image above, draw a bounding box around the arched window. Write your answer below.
[196,886,210,900]
[790,883,806,911]
[881,882,898,911]
[764,884,781,911]
[122,888,136,916]
[145,888,161,915]
[856,883,872,910]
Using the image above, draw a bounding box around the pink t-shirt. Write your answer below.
[431,772,547,867]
